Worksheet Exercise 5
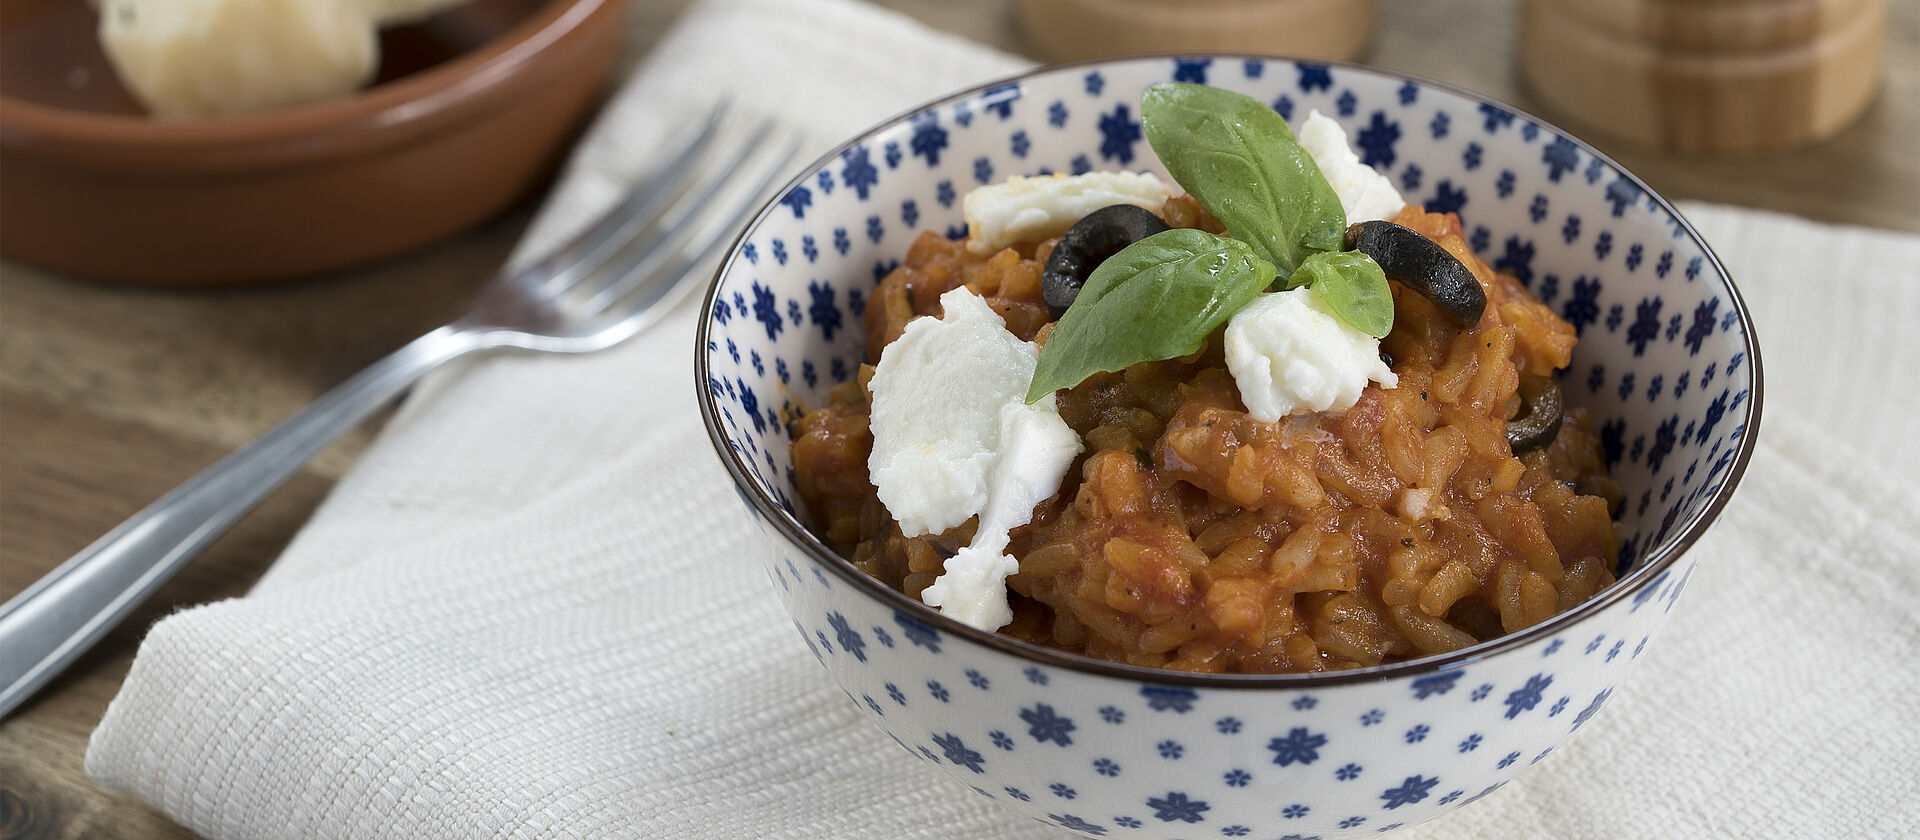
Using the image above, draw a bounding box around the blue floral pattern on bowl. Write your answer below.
[696,56,1761,838]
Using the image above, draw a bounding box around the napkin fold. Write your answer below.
[87,0,1919,837]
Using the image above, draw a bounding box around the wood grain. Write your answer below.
[1017,0,1379,64]
[1520,0,1887,154]
[1366,0,1920,228]
[0,1,1913,837]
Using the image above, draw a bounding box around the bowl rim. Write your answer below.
[695,53,1765,689]
[0,0,615,170]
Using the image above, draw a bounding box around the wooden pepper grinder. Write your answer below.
[1017,0,1380,64]
[1520,0,1888,155]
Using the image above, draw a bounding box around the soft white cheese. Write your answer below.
[1296,109,1406,224]
[963,171,1171,256]
[1224,286,1398,423]
[101,0,375,118]
[867,288,1082,631]
[99,0,472,119]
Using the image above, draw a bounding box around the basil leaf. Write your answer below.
[1291,251,1394,338]
[1026,229,1275,402]
[1141,83,1346,277]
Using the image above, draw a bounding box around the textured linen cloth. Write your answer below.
[86,0,1920,837]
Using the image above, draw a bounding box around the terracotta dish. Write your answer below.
[0,0,628,285]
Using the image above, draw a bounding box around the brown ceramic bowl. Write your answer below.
[0,0,628,285]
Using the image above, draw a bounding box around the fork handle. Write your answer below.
[0,325,488,719]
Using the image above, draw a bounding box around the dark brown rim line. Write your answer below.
[694,54,1763,690]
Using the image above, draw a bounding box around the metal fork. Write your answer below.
[0,105,801,719]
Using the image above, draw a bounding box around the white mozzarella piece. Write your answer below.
[99,0,473,119]
[920,399,1081,630]
[1296,109,1407,224]
[866,288,1081,631]
[1224,286,1398,423]
[962,171,1171,256]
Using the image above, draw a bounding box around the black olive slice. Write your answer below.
[1043,204,1170,317]
[1507,374,1564,454]
[1344,220,1487,328]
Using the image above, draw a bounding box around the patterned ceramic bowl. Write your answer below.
[696,56,1761,839]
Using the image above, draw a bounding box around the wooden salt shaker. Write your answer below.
[1520,0,1888,155]
[1018,0,1379,64]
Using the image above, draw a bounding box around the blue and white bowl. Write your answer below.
[696,56,1762,839]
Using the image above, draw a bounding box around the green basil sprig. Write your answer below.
[1026,229,1274,403]
[1023,83,1400,402]
[1140,83,1346,278]
[1288,251,1394,338]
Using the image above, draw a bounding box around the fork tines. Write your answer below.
[502,103,805,340]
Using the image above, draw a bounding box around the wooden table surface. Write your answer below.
[1,1,1914,837]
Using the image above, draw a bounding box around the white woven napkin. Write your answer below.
[87,0,1920,837]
